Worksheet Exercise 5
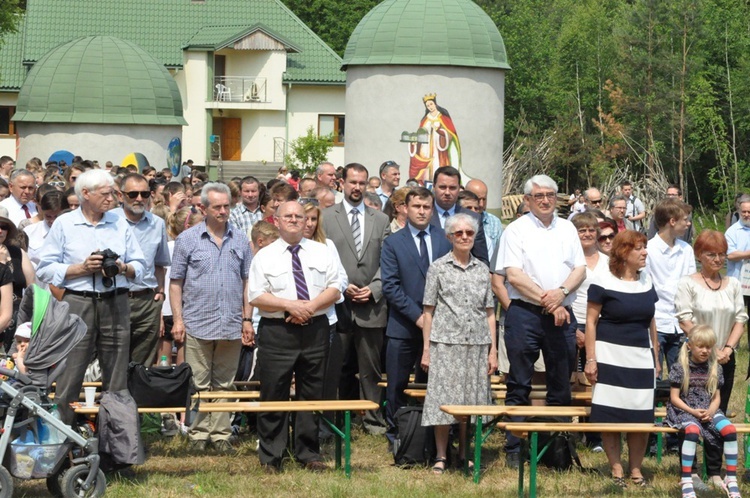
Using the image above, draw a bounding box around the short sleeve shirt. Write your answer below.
[423,253,494,345]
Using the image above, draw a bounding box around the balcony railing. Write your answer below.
[213,76,268,103]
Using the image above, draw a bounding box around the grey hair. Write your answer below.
[75,169,114,201]
[584,187,601,201]
[738,194,750,208]
[608,193,627,209]
[364,192,382,209]
[315,162,334,177]
[445,212,479,235]
[10,169,35,182]
[200,182,231,206]
[523,174,558,195]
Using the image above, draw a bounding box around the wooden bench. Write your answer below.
[74,399,377,478]
[406,389,593,403]
[503,422,678,498]
[440,404,670,486]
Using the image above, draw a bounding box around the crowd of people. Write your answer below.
[0,153,747,495]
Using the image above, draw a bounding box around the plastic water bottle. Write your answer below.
[160,355,169,367]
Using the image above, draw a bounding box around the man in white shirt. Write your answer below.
[249,201,340,472]
[646,198,695,374]
[495,174,586,468]
[0,169,37,226]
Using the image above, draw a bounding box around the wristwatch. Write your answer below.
[559,286,569,296]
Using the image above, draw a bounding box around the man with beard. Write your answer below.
[113,173,170,365]
[726,197,750,316]
[322,163,391,435]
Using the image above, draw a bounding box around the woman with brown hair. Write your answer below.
[584,230,659,488]
[388,187,410,233]
[675,230,747,489]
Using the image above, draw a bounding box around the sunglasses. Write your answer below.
[0,224,11,231]
[123,190,152,200]
[589,199,602,204]
[598,234,615,242]
[298,198,319,206]
[452,230,476,238]
[47,181,66,188]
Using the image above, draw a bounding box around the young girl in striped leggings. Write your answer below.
[666,325,740,497]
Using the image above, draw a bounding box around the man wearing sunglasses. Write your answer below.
[113,174,170,366]
[376,160,400,206]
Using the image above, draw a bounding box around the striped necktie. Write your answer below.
[288,244,309,301]
[350,208,362,256]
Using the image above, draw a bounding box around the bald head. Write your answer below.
[584,188,603,209]
[465,179,488,212]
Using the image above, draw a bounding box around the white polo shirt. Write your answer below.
[495,213,585,307]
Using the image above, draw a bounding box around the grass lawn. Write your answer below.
[10,334,750,497]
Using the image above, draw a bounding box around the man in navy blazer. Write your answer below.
[429,166,489,266]
[381,187,452,442]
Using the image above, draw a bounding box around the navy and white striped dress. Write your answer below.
[588,271,658,423]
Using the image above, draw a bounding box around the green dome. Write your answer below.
[14,36,186,125]
[342,0,509,70]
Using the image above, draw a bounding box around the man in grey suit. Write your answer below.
[323,163,391,435]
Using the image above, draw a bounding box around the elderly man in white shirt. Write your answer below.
[249,201,341,473]
[495,174,586,469]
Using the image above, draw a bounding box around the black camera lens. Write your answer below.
[102,276,114,288]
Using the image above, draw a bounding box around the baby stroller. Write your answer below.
[0,285,105,497]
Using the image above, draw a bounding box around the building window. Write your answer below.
[319,115,344,146]
[0,107,15,137]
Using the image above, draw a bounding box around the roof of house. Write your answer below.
[184,24,302,53]
[0,0,344,91]
[0,18,27,91]
[13,36,187,125]
[342,0,510,70]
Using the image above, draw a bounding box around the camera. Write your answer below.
[91,249,120,287]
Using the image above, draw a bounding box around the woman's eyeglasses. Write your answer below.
[451,230,476,238]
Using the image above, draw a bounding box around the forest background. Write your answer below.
[284,0,750,213]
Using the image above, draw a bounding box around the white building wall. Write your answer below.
[221,50,286,110]
[287,85,346,167]
[17,123,181,168]
[180,52,209,163]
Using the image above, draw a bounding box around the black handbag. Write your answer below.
[127,362,194,411]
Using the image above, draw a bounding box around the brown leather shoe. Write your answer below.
[304,460,328,472]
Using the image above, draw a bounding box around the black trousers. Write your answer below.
[257,315,328,467]
[385,335,427,442]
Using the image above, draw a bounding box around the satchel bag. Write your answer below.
[127,362,194,412]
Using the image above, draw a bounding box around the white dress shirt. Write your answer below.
[248,237,341,319]
[0,196,37,227]
[646,233,696,334]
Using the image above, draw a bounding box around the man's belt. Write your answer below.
[127,288,154,298]
[261,315,327,327]
[64,288,129,300]
[511,299,548,315]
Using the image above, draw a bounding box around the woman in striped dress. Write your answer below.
[584,230,659,488]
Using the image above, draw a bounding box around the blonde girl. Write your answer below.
[666,325,739,498]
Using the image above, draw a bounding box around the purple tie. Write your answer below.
[21,205,30,219]
[289,244,309,301]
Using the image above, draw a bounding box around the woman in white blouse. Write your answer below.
[675,229,748,488]
[675,229,747,413]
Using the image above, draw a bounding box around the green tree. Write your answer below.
[284,127,334,175]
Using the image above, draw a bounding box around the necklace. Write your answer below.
[701,272,721,291]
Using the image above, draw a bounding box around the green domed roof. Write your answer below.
[342,0,509,70]
[14,36,186,125]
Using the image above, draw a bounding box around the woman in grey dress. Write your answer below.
[420,213,497,474]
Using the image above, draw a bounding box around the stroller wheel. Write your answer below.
[0,466,12,498]
[46,472,63,497]
[60,464,106,498]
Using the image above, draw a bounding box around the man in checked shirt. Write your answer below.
[170,182,253,455]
